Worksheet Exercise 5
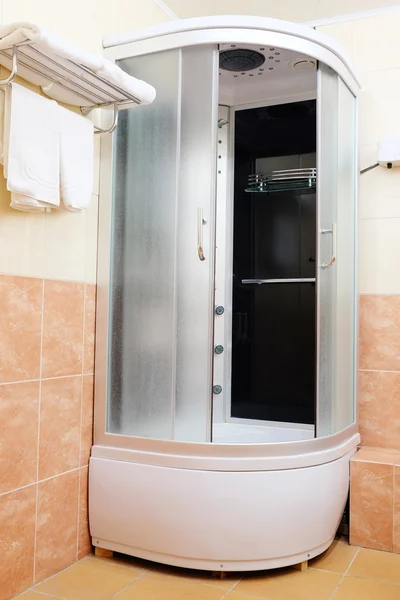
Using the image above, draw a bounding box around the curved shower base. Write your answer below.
[89,428,359,571]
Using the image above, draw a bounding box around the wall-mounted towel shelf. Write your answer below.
[0,42,148,134]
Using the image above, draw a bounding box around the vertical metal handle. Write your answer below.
[197,207,206,261]
[321,223,337,269]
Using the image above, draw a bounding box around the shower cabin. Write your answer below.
[91,16,359,571]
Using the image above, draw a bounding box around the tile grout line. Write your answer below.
[76,282,87,561]
[220,576,243,599]
[27,555,93,598]
[359,368,400,374]
[0,372,95,387]
[110,569,151,599]
[0,465,84,498]
[0,272,97,283]
[329,546,361,599]
[26,591,66,600]
[33,277,45,585]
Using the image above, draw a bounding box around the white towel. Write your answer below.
[0,22,156,108]
[59,106,94,212]
[3,83,59,212]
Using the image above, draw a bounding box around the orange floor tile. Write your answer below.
[13,541,400,600]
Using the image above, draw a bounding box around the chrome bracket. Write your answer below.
[0,45,18,86]
[80,104,119,135]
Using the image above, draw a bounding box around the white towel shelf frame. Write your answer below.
[0,44,140,134]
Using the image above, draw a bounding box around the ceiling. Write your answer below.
[160,0,400,22]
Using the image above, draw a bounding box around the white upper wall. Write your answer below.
[1,0,173,53]
[161,0,400,22]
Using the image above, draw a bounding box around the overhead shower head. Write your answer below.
[219,48,265,72]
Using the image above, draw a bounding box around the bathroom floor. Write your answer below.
[14,541,400,600]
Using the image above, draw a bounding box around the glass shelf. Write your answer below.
[245,168,317,194]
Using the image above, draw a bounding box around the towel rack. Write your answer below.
[0,44,139,134]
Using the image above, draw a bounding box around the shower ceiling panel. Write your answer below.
[218,44,317,105]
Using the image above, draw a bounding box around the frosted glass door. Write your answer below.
[316,64,357,437]
[107,46,218,442]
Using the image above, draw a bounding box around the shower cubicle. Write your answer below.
[90,16,360,570]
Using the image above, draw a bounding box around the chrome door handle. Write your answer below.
[321,223,337,269]
[197,207,206,261]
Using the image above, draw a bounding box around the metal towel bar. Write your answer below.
[0,44,139,134]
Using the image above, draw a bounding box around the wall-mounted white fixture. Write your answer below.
[378,135,400,168]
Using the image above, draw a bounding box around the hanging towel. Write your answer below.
[2,83,59,211]
[59,106,94,212]
[0,22,156,108]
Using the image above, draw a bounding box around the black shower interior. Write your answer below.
[231,100,317,425]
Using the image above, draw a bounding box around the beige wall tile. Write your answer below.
[359,218,400,294]
[3,0,99,52]
[44,209,87,283]
[35,470,79,583]
[350,460,393,551]
[359,295,400,371]
[93,136,100,196]
[0,381,39,494]
[81,375,94,466]
[42,279,84,378]
[100,0,174,38]
[0,176,46,278]
[316,0,400,19]
[163,0,319,21]
[353,12,400,73]
[78,466,92,559]
[317,22,355,60]
[359,146,400,220]
[39,376,82,479]
[47,0,101,53]
[358,69,400,147]
[0,275,43,383]
[85,195,99,286]
[359,370,400,449]
[2,0,55,28]
[0,485,36,600]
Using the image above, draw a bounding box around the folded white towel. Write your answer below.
[0,22,156,108]
[0,22,103,70]
[59,106,94,212]
[3,83,59,212]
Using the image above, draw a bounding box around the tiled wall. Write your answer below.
[0,1,174,599]
[317,12,400,552]
[350,448,400,552]
[0,275,95,599]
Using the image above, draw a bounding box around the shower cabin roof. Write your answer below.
[102,15,359,93]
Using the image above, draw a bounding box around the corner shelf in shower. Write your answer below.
[245,168,317,193]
